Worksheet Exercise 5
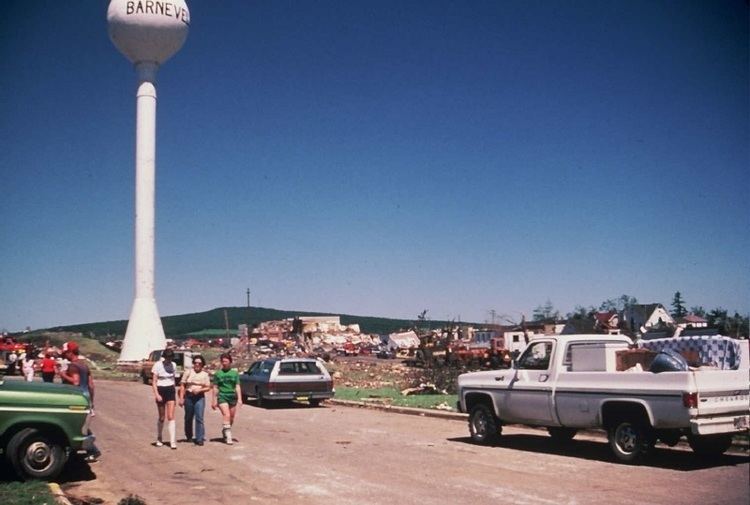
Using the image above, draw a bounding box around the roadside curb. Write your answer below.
[327,399,749,452]
[49,483,73,505]
[328,398,467,421]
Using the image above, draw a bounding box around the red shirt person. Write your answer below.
[40,353,57,383]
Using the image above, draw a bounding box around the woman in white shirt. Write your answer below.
[151,348,178,449]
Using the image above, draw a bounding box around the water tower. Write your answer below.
[107,0,190,361]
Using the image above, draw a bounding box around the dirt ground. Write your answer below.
[59,380,749,505]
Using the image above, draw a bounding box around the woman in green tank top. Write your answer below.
[211,353,242,445]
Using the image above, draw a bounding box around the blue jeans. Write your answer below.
[184,393,205,442]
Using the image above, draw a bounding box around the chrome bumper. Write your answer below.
[690,414,749,435]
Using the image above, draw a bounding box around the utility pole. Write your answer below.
[246,288,252,332]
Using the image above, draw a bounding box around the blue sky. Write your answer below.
[1,1,748,332]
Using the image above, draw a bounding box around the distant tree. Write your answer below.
[532,300,559,322]
[619,294,638,312]
[598,299,617,312]
[566,305,595,320]
[689,306,706,317]
[706,308,728,333]
[671,292,687,318]
[598,294,638,313]
[705,309,749,338]
[725,312,749,339]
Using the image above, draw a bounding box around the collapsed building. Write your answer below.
[249,316,380,356]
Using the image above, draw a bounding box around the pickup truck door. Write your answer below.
[503,340,556,425]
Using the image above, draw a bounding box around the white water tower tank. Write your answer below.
[108,0,190,65]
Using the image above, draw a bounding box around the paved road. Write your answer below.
[61,380,749,505]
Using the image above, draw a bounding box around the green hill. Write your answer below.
[38,307,450,339]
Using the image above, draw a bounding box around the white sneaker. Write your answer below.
[154,440,163,447]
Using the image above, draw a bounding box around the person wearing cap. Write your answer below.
[60,342,94,404]
[152,348,178,449]
[59,341,101,462]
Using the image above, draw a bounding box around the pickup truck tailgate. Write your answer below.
[691,369,749,434]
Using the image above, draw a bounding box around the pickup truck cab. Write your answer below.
[457,334,749,463]
[0,378,95,480]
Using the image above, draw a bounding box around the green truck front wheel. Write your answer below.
[6,427,68,480]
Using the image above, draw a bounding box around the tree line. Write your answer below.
[531,293,749,338]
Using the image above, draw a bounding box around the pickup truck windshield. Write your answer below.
[517,341,552,370]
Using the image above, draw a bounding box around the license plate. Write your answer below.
[734,416,749,430]
[296,396,309,401]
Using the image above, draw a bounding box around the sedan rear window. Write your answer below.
[278,361,322,375]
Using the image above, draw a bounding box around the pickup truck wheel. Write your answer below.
[6,428,67,481]
[688,434,732,457]
[468,404,501,445]
[547,427,577,442]
[309,399,322,407]
[608,420,654,464]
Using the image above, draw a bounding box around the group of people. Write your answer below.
[3,342,91,388]
[5,348,41,381]
[151,351,241,449]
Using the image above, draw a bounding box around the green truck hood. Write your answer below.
[0,380,90,409]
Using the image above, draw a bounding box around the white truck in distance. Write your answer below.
[457,334,749,463]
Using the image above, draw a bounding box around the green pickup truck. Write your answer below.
[0,378,96,480]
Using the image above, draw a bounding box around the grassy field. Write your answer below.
[0,481,55,505]
[335,386,458,410]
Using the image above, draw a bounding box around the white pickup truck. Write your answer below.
[457,334,749,463]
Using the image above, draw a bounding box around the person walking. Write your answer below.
[59,341,101,462]
[178,355,211,446]
[211,353,241,445]
[152,348,178,449]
